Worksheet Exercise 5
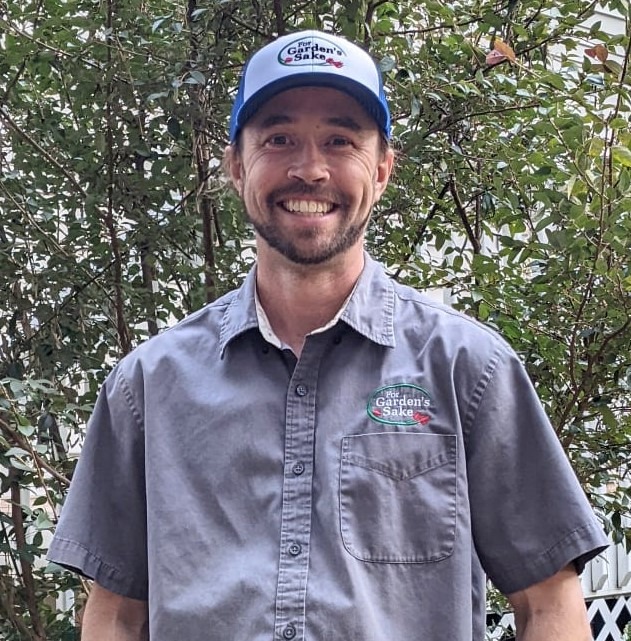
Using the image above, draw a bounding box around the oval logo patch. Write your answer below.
[278,35,346,68]
[367,384,432,426]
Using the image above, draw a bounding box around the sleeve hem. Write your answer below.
[489,520,609,595]
[47,536,148,601]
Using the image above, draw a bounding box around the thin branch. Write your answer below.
[11,481,47,641]
[516,0,600,57]
[388,14,497,37]
[0,109,86,197]
[449,178,481,253]
[0,60,27,108]
[102,0,131,356]
[523,0,546,29]
[365,0,390,45]
[273,0,285,36]
[225,13,268,38]
[0,503,23,580]
[0,572,39,641]
[0,416,71,487]
[423,102,540,138]
[0,18,130,84]
[393,181,451,278]
[608,15,631,125]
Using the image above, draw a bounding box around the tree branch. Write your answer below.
[393,181,451,278]
[102,0,132,356]
[423,102,540,138]
[449,177,481,253]
[11,481,47,640]
[0,109,86,197]
[0,415,71,487]
[273,0,285,35]
[0,571,39,641]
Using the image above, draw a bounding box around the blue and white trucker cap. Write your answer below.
[229,30,391,142]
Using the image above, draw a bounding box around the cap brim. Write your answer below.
[231,74,389,141]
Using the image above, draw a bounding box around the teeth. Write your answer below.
[284,200,333,214]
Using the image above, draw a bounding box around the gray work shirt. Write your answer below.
[48,255,607,641]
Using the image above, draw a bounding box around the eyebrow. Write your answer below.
[324,116,364,132]
[254,114,365,133]
[256,114,293,129]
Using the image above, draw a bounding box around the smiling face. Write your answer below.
[226,87,393,266]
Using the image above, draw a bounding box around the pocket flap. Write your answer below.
[343,432,456,482]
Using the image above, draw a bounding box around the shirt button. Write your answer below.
[288,543,302,556]
[283,624,297,640]
[295,383,308,396]
[292,461,305,475]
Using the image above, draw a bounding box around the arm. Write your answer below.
[82,582,149,641]
[507,564,592,641]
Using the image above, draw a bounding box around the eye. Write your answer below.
[266,134,290,146]
[329,136,352,147]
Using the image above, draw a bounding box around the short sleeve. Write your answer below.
[47,365,148,600]
[464,348,608,595]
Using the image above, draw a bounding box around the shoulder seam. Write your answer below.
[461,342,510,440]
[114,366,144,432]
[160,294,234,334]
[393,286,509,344]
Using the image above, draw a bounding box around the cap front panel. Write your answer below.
[230,29,390,141]
[243,32,381,103]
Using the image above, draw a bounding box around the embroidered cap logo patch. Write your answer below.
[367,383,432,426]
[278,35,346,68]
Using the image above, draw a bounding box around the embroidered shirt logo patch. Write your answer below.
[278,36,346,68]
[367,384,432,426]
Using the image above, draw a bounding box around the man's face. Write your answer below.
[226,87,394,265]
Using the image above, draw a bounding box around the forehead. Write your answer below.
[245,86,379,133]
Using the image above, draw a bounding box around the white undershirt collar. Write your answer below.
[254,285,356,350]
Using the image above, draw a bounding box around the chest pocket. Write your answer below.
[339,432,457,563]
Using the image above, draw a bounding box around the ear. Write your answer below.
[223,144,244,195]
[373,147,394,203]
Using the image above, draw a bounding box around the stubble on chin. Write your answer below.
[246,206,371,266]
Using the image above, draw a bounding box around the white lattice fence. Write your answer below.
[588,597,631,641]
[486,612,515,640]
[486,596,631,641]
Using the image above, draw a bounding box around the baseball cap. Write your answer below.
[229,30,391,142]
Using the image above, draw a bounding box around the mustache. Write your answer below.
[267,185,348,206]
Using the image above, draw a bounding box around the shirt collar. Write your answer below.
[220,253,396,356]
[219,266,260,356]
[340,254,396,348]
[254,282,358,350]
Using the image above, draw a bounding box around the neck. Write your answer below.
[256,246,365,356]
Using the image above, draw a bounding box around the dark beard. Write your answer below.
[244,185,370,265]
[247,206,371,265]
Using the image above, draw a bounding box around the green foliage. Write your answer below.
[0,0,629,637]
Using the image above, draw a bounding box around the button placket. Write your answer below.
[274,346,322,641]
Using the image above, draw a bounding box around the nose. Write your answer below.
[287,140,330,184]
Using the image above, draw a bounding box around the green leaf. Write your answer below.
[9,459,34,472]
[186,70,206,85]
[380,55,396,73]
[17,422,36,437]
[35,511,54,530]
[4,447,30,458]
[152,15,171,32]
[612,146,631,167]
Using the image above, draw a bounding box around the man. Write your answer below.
[48,30,607,640]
